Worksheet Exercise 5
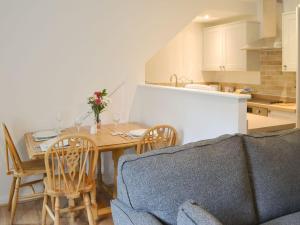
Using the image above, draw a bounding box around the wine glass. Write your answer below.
[55,113,62,133]
[74,117,82,132]
[112,112,121,129]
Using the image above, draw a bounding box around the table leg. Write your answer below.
[92,152,102,222]
[97,153,103,187]
[96,148,125,218]
[112,148,125,198]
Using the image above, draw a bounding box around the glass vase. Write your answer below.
[96,120,101,131]
[95,113,101,132]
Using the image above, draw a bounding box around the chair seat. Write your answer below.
[44,173,95,197]
[14,159,46,176]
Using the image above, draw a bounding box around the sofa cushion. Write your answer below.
[260,211,300,225]
[177,200,223,225]
[118,135,257,225]
[111,200,165,225]
[243,129,300,223]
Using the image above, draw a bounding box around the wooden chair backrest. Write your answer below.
[137,125,177,154]
[2,123,23,175]
[45,135,98,198]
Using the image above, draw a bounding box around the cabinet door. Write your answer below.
[202,27,224,71]
[269,110,297,122]
[282,12,296,72]
[223,23,246,71]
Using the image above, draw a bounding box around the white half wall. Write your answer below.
[130,85,250,144]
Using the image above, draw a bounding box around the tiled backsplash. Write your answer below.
[217,49,296,99]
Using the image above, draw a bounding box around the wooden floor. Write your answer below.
[0,199,114,225]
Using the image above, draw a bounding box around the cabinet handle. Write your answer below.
[223,66,225,71]
[283,65,287,71]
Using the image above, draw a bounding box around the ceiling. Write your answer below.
[193,0,258,23]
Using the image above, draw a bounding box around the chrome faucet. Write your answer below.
[170,74,178,87]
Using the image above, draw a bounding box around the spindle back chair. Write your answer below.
[2,123,45,225]
[137,125,177,154]
[42,135,98,225]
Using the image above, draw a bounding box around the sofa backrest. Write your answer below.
[243,129,300,223]
[117,135,258,225]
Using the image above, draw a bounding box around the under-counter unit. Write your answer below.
[268,109,297,122]
[248,101,297,122]
[282,11,297,72]
[203,21,260,71]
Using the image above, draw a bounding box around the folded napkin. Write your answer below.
[40,138,69,152]
[128,129,148,137]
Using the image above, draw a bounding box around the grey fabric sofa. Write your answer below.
[111,129,300,225]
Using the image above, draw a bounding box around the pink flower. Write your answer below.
[95,98,102,105]
[94,91,102,98]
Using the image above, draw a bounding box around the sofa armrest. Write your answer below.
[111,199,164,225]
[177,200,224,225]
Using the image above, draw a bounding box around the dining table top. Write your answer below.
[24,122,148,159]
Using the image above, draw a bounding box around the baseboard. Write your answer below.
[0,196,8,206]
[0,194,43,207]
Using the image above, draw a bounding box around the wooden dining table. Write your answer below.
[24,122,148,219]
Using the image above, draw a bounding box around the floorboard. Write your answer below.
[0,199,114,225]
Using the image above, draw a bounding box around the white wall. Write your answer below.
[130,85,249,144]
[0,0,257,203]
[283,0,299,12]
[145,22,204,83]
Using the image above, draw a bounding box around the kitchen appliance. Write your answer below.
[242,0,282,50]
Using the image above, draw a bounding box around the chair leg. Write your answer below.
[10,177,20,225]
[84,193,95,225]
[41,193,48,225]
[51,197,55,211]
[8,177,17,211]
[68,198,75,225]
[54,197,60,225]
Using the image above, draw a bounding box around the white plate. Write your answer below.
[128,129,147,137]
[33,130,58,140]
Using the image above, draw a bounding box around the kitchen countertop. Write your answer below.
[247,99,296,113]
[247,113,296,133]
[143,84,251,100]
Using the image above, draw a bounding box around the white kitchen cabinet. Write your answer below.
[268,109,297,122]
[282,12,297,72]
[203,21,260,72]
[202,26,224,71]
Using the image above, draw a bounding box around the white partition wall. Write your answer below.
[130,85,250,144]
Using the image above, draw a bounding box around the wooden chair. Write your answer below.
[42,135,98,225]
[137,125,177,154]
[2,123,46,225]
